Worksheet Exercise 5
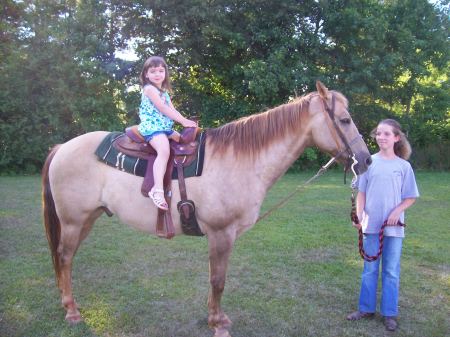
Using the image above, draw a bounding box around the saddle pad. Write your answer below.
[95,132,206,179]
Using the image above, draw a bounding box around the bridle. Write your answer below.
[321,93,363,167]
[319,93,366,185]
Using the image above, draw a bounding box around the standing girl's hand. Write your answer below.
[386,210,401,225]
[386,199,416,225]
[352,221,362,230]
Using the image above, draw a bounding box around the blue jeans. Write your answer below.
[358,234,403,317]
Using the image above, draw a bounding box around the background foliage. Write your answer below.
[1,0,449,173]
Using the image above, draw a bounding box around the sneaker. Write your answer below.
[346,311,375,321]
[384,316,397,331]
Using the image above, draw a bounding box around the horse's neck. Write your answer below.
[250,130,310,189]
[206,103,313,196]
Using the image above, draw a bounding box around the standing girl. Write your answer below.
[138,56,197,210]
[347,119,419,331]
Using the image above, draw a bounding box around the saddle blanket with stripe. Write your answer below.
[94,131,206,179]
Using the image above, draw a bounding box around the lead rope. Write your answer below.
[256,157,337,224]
[350,157,406,262]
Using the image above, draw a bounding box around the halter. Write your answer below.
[320,93,366,185]
[321,94,361,162]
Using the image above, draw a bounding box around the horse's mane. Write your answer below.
[206,90,347,158]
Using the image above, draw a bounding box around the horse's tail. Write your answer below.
[42,144,62,287]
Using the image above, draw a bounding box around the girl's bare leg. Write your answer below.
[149,134,170,209]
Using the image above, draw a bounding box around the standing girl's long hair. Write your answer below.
[139,56,172,91]
[370,119,412,160]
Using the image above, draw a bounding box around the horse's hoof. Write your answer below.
[65,312,82,324]
[209,313,232,329]
[214,327,231,337]
[218,313,232,328]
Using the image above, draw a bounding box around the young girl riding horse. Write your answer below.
[138,56,197,210]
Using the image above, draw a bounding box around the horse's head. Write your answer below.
[308,81,371,175]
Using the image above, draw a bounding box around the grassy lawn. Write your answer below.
[0,171,449,337]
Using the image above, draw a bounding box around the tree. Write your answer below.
[1,0,449,172]
[0,0,130,172]
[319,0,449,157]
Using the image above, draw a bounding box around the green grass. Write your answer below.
[0,172,449,337]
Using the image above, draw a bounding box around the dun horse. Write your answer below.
[42,81,371,337]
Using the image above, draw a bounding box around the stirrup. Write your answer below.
[149,188,168,210]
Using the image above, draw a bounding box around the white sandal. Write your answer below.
[148,188,169,210]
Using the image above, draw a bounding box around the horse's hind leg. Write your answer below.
[207,228,236,337]
[57,222,83,323]
[58,211,101,323]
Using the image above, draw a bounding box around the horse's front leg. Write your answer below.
[207,228,236,337]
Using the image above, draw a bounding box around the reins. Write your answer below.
[349,161,406,262]
[256,156,337,223]
[355,220,406,262]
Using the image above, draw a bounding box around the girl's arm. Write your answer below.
[352,191,366,229]
[386,198,416,225]
[144,86,196,127]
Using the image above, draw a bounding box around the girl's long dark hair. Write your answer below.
[371,119,412,160]
[139,56,172,91]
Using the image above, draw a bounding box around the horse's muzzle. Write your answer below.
[352,154,372,175]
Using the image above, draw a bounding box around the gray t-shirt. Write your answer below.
[358,153,419,237]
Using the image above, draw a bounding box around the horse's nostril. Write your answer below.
[366,157,372,165]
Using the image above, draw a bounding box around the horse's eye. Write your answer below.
[340,118,351,125]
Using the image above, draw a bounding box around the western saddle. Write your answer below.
[112,125,204,238]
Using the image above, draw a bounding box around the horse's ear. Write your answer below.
[316,81,331,100]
